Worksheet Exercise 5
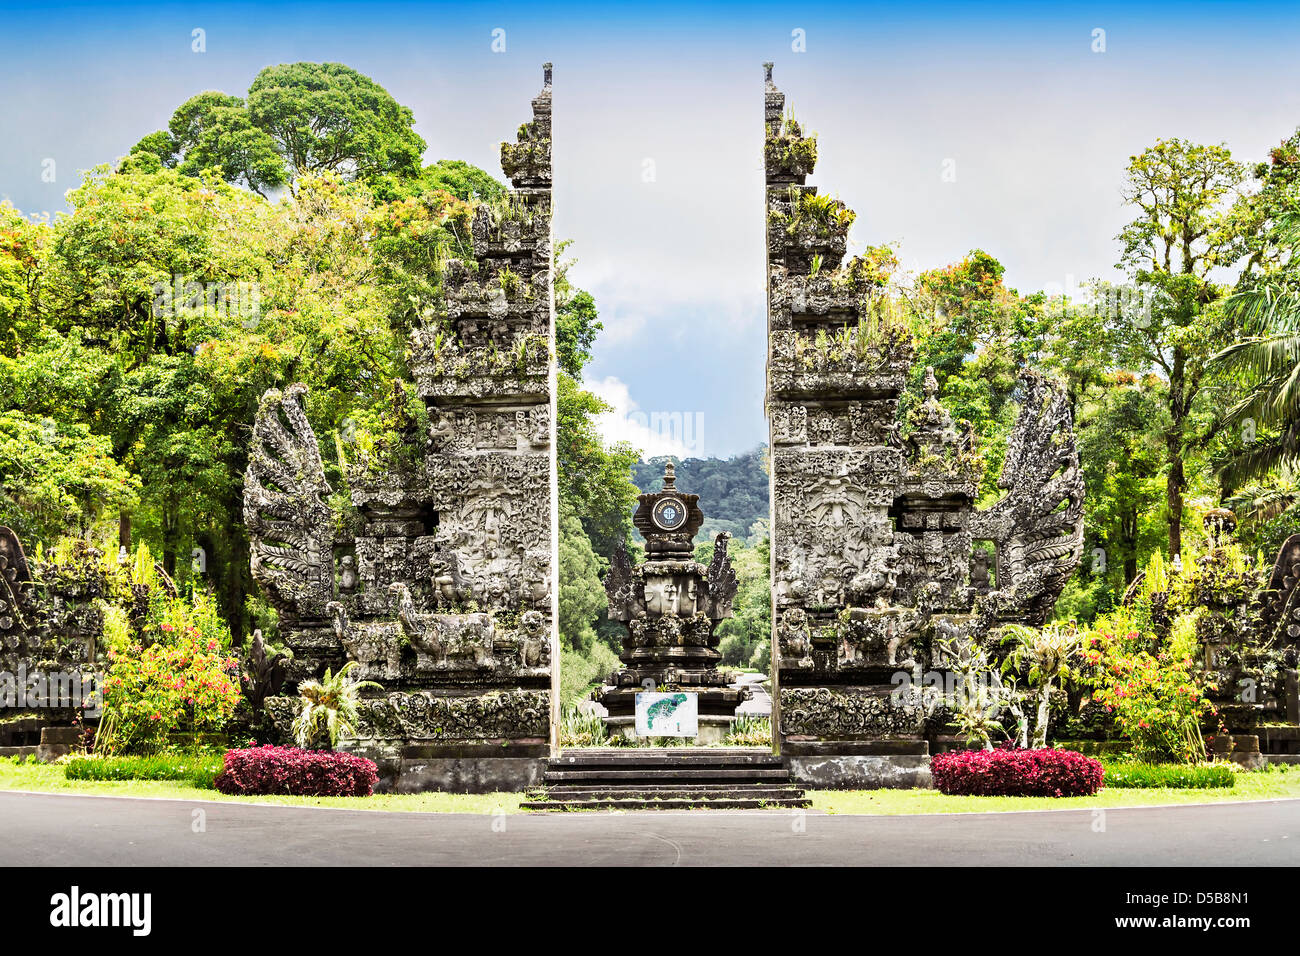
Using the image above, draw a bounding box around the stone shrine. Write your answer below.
[599,463,749,742]
[763,64,1087,786]
[244,64,558,792]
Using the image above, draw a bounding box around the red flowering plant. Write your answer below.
[1081,609,1218,763]
[930,744,1103,797]
[214,745,378,797]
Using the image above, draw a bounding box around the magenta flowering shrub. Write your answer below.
[930,746,1104,797]
[213,745,379,797]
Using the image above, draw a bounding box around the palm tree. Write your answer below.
[1224,476,1300,527]
[1212,214,1300,488]
[1001,624,1082,749]
[292,661,381,751]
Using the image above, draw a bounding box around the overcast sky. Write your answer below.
[3,1,1299,458]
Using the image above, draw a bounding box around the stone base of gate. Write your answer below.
[348,741,551,794]
[782,740,932,789]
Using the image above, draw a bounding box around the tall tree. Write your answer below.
[129,63,427,196]
[558,504,606,654]
[164,91,287,197]
[1111,139,1249,556]
[247,62,425,186]
[1075,373,1168,585]
[1212,214,1300,486]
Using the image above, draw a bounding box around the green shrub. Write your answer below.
[95,546,242,754]
[557,704,609,748]
[725,714,771,747]
[99,630,241,753]
[718,633,748,667]
[559,642,620,705]
[1102,761,1235,789]
[188,763,222,790]
[1083,609,1216,763]
[64,753,225,785]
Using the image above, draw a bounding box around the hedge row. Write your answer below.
[930,747,1104,797]
[213,745,378,796]
[65,753,224,787]
[1101,761,1235,789]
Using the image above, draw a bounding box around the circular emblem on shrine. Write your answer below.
[652,496,688,531]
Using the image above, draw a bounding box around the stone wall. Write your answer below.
[0,529,105,755]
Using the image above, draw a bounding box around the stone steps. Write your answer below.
[549,747,783,767]
[522,796,809,811]
[1259,725,1300,754]
[533,784,800,800]
[524,748,810,811]
[545,767,792,783]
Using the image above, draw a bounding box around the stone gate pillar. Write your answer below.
[246,64,558,792]
[762,64,1086,787]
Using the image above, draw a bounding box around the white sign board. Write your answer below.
[634,692,698,737]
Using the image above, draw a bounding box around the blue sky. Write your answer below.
[3,2,1299,457]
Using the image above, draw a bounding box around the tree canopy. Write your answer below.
[130,62,427,196]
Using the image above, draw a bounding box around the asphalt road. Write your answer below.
[734,672,772,716]
[2,791,1297,866]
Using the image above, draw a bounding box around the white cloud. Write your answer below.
[587,376,704,459]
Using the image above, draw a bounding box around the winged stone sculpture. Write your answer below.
[244,383,336,624]
[970,370,1085,626]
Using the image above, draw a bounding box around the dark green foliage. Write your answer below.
[557,288,600,379]
[247,62,425,183]
[129,62,428,195]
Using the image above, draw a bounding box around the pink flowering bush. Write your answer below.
[1082,610,1218,763]
[96,555,242,754]
[930,746,1104,797]
[100,626,240,753]
[214,745,379,797]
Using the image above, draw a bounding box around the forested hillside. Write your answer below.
[632,448,769,544]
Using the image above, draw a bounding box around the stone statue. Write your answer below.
[243,383,335,625]
[338,555,358,595]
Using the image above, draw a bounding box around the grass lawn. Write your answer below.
[809,765,1300,814]
[0,759,524,814]
[4,757,1298,815]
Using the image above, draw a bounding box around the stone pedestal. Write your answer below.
[603,715,735,746]
[37,726,80,763]
[1230,734,1266,771]
[597,464,749,743]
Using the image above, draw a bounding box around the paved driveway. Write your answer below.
[1,791,1296,866]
